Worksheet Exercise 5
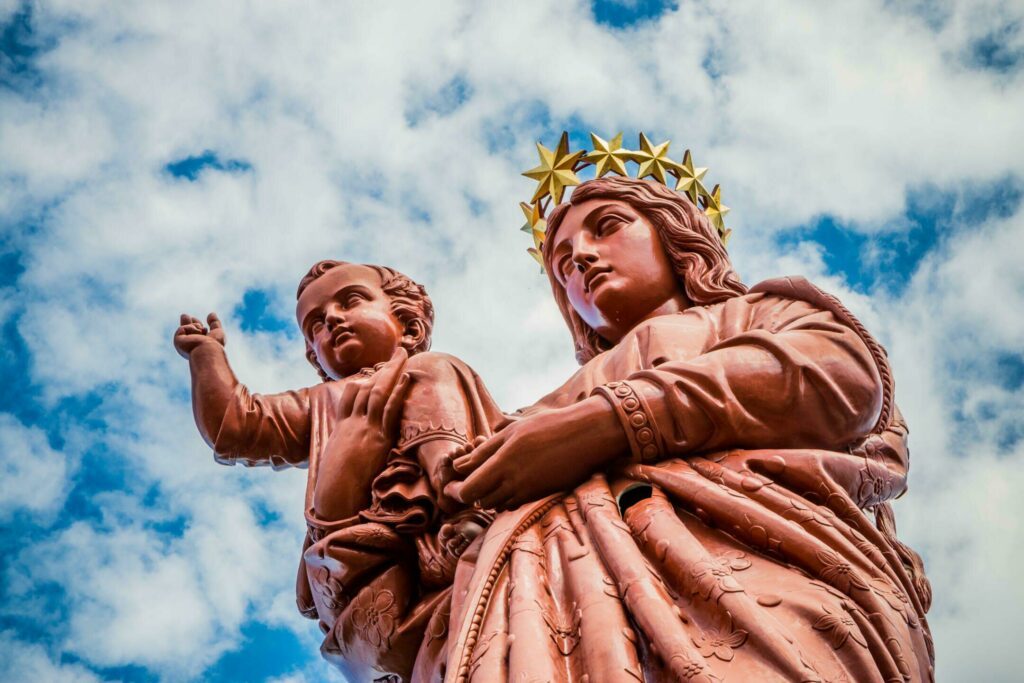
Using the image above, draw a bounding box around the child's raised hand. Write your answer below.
[174,313,227,358]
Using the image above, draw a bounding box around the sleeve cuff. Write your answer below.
[591,380,666,463]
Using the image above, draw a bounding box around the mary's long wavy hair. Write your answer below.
[543,176,747,364]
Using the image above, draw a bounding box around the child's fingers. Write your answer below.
[436,454,455,488]
[381,373,411,436]
[366,348,408,419]
[180,313,191,326]
[207,312,222,329]
[339,378,360,415]
[352,378,373,415]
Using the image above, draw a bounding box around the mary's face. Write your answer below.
[550,198,689,343]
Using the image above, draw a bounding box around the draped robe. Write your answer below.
[212,276,933,682]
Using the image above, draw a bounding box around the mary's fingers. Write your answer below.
[447,457,505,504]
[477,487,514,512]
[442,480,461,503]
[451,434,504,475]
[451,435,485,459]
[180,313,191,326]
[381,373,411,436]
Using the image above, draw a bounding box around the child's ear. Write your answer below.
[401,319,427,352]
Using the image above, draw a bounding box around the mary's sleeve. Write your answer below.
[593,283,886,462]
[212,384,312,469]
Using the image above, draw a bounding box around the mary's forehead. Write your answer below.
[552,198,636,247]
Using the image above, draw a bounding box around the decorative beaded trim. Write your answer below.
[453,496,562,683]
[592,380,664,462]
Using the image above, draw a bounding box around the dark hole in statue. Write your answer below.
[617,482,653,514]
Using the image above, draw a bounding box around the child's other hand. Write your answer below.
[174,313,226,358]
[341,346,410,438]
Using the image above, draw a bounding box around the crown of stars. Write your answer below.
[521,131,585,205]
[519,131,733,270]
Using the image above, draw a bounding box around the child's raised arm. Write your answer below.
[174,312,311,468]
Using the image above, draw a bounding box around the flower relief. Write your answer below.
[816,549,869,594]
[813,602,868,650]
[691,550,751,600]
[856,462,894,508]
[352,589,398,649]
[869,577,918,628]
[315,566,346,612]
[692,620,749,661]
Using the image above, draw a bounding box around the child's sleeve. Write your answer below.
[364,352,505,532]
[211,384,312,469]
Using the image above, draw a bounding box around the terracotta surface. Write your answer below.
[176,176,933,682]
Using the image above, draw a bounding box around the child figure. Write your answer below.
[174,260,499,678]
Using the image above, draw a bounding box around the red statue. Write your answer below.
[176,135,934,682]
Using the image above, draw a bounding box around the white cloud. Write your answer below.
[0,0,1022,680]
[0,631,101,683]
[0,413,69,520]
[5,496,302,680]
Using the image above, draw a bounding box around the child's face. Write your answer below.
[296,264,405,380]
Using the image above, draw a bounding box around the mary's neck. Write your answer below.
[597,291,691,345]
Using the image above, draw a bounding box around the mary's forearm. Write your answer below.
[607,326,882,459]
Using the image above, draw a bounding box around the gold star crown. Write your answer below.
[520,131,732,270]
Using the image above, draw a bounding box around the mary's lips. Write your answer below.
[583,267,611,293]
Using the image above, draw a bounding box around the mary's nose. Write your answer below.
[571,232,600,272]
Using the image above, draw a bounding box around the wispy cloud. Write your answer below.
[0,0,1021,680]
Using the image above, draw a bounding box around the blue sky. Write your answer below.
[1,1,1023,681]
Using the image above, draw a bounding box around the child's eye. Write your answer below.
[344,293,364,308]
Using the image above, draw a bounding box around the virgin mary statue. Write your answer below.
[301,145,933,683]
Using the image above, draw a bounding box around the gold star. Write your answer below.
[522,131,585,204]
[632,132,677,185]
[526,246,545,270]
[519,201,546,251]
[672,149,708,203]
[583,132,630,177]
[701,184,730,235]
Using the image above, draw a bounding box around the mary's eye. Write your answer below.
[595,215,624,236]
[558,257,574,280]
[310,319,325,335]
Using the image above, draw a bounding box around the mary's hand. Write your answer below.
[443,396,628,510]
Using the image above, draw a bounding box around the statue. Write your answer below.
[176,132,934,682]
[174,261,499,677]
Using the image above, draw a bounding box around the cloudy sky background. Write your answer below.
[1,0,1022,680]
